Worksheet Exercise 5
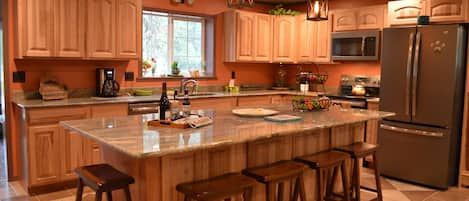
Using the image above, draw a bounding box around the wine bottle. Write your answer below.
[159,82,170,120]
[182,89,191,117]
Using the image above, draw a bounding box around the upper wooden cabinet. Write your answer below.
[15,0,141,59]
[57,0,85,57]
[273,16,296,63]
[87,0,116,58]
[388,0,427,25]
[296,15,316,62]
[16,0,55,57]
[332,5,386,31]
[224,11,273,62]
[313,19,332,63]
[426,0,467,22]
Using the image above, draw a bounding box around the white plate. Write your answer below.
[232,108,280,117]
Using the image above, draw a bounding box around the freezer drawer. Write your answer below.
[377,121,453,189]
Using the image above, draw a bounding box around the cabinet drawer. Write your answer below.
[91,103,128,118]
[27,106,90,125]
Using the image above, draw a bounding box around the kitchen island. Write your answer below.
[60,105,393,201]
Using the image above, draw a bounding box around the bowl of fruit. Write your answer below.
[292,96,332,112]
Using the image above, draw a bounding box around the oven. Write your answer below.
[328,74,380,109]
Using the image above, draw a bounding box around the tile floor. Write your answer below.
[1,169,469,201]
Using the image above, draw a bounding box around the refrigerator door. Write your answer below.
[411,25,465,127]
[380,27,416,122]
[378,120,453,189]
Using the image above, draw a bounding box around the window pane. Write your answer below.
[173,20,188,38]
[188,22,202,39]
[188,38,201,57]
[173,37,188,57]
[142,12,169,76]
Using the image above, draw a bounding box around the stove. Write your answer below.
[327,75,380,109]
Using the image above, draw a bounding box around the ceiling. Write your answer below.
[254,0,307,4]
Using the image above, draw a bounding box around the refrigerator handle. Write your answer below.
[405,32,415,116]
[380,124,444,137]
[412,32,422,117]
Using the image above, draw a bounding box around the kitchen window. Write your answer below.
[142,10,214,78]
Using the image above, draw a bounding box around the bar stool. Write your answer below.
[176,173,257,201]
[295,151,351,201]
[335,142,383,201]
[242,160,307,201]
[74,164,134,201]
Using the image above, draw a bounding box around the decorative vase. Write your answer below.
[172,68,180,75]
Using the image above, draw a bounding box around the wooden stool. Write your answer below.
[335,142,383,201]
[242,160,307,201]
[74,164,134,201]
[176,173,257,201]
[295,151,351,201]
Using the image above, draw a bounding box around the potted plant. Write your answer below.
[142,58,157,76]
[171,61,180,75]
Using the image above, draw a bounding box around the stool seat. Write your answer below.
[295,151,349,169]
[334,142,378,158]
[242,160,306,183]
[176,173,256,201]
[75,164,135,191]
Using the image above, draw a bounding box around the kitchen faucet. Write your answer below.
[180,79,199,95]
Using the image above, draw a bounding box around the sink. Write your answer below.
[177,92,220,97]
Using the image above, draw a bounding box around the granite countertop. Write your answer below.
[60,105,394,159]
[14,90,323,108]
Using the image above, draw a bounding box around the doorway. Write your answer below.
[0,2,8,182]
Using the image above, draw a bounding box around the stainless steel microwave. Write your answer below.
[331,30,381,61]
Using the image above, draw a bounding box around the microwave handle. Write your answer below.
[361,36,366,56]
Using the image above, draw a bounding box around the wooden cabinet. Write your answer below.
[16,0,55,57]
[60,129,85,181]
[313,19,332,63]
[28,125,61,185]
[427,0,467,22]
[388,0,426,25]
[357,5,386,30]
[333,10,357,31]
[273,16,296,63]
[116,0,140,58]
[87,0,116,58]
[332,5,385,31]
[225,11,272,62]
[253,14,273,62]
[191,97,237,111]
[56,0,85,57]
[296,15,316,62]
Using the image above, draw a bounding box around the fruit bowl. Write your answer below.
[292,96,332,111]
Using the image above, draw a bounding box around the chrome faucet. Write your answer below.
[180,79,199,95]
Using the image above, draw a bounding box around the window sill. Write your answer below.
[136,76,217,81]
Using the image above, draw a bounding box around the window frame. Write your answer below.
[140,9,212,79]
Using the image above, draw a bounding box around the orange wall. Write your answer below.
[9,0,277,91]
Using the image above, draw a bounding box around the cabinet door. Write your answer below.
[56,0,85,57]
[296,15,315,62]
[333,10,357,31]
[116,0,140,58]
[87,0,116,58]
[236,12,255,61]
[427,0,467,22]
[60,128,85,180]
[273,16,296,63]
[253,14,273,62]
[357,5,385,30]
[28,125,61,185]
[313,19,332,63]
[388,0,426,25]
[20,0,55,57]
[84,139,103,165]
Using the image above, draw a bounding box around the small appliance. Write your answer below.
[96,68,120,97]
[331,30,381,61]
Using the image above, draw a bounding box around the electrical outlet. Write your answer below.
[125,72,134,81]
[13,71,25,83]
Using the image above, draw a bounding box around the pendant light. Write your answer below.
[227,0,254,8]
[307,0,329,21]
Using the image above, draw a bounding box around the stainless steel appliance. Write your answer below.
[332,30,381,61]
[379,24,466,189]
[96,68,120,97]
[327,75,380,109]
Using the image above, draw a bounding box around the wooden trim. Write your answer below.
[28,179,77,195]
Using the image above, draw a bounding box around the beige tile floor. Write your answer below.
[1,169,469,201]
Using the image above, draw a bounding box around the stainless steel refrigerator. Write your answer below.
[379,24,467,189]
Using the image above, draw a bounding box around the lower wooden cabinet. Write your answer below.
[28,125,61,185]
[60,128,86,181]
[84,139,103,165]
[238,96,272,107]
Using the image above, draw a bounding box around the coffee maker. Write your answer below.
[96,68,120,97]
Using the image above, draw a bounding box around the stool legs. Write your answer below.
[106,191,113,201]
[353,158,361,201]
[95,190,103,201]
[75,179,84,201]
[292,175,307,201]
[373,154,383,201]
[243,187,253,201]
[340,161,350,201]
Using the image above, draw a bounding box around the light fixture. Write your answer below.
[227,0,254,8]
[307,0,329,21]
[172,0,195,5]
